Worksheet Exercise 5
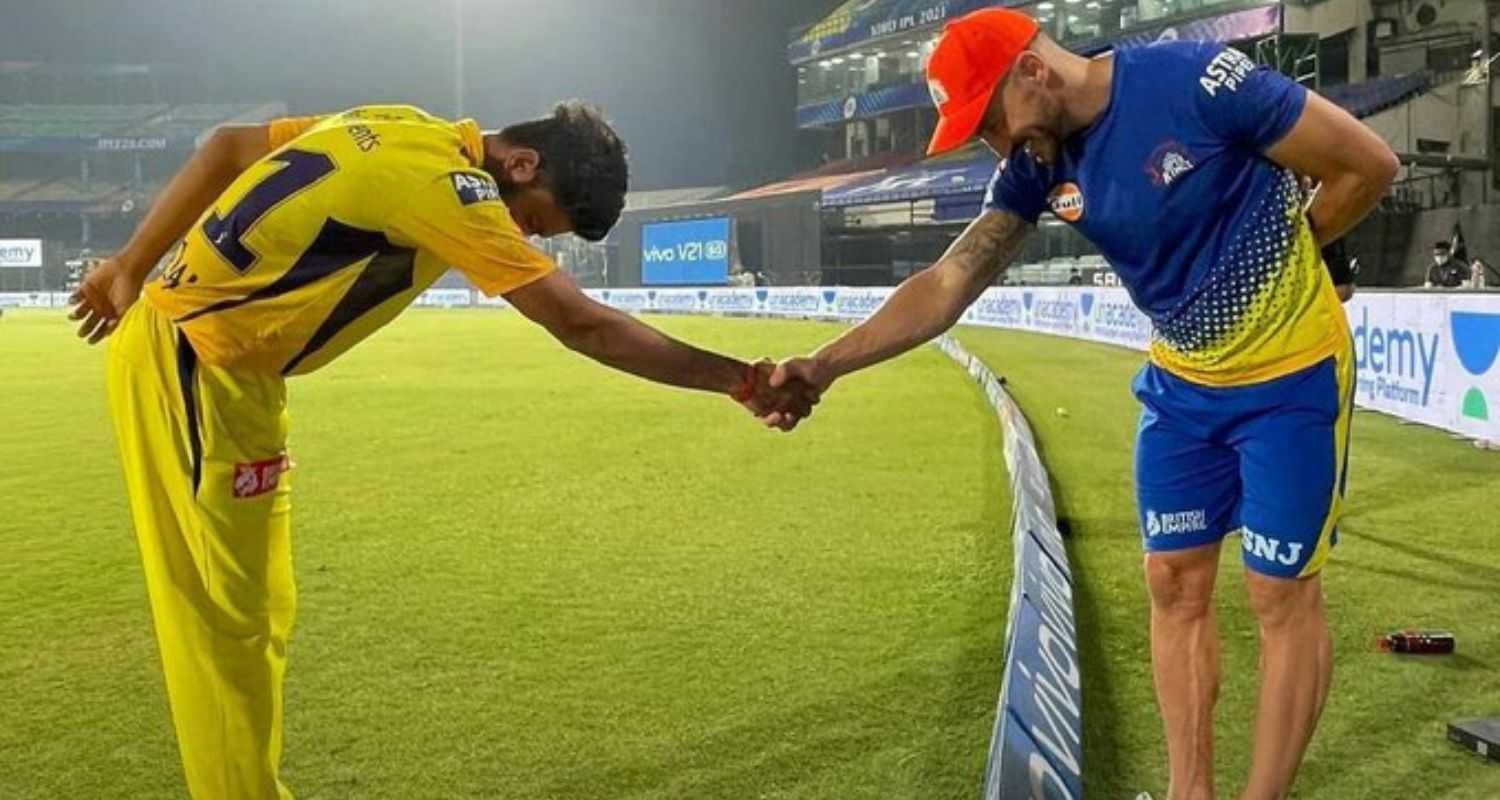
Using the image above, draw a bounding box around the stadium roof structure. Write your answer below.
[0,177,138,215]
[817,71,1440,212]
[821,143,993,209]
[622,186,731,212]
[0,60,175,77]
[1321,71,1434,121]
[0,102,285,153]
[727,170,882,201]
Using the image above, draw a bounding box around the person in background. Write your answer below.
[1425,241,1468,288]
[1322,239,1357,302]
[1067,267,1084,285]
[729,264,755,287]
[1470,257,1491,289]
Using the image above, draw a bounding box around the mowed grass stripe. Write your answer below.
[3,310,1009,800]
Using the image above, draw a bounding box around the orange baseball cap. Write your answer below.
[925,8,1040,156]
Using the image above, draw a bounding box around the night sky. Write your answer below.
[0,0,840,190]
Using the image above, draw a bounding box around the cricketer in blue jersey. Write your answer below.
[764,9,1398,799]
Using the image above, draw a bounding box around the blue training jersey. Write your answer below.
[984,41,1350,386]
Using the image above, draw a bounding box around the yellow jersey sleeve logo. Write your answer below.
[450,171,501,205]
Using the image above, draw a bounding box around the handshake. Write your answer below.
[732,356,832,433]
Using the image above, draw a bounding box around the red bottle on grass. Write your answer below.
[1377,630,1456,654]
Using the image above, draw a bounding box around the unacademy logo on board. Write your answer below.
[1352,306,1440,407]
[1451,311,1500,422]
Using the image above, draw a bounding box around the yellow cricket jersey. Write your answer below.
[144,105,555,375]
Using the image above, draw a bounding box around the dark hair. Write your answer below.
[500,101,628,242]
[1434,241,1451,251]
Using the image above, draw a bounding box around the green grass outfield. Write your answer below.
[2,308,1496,799]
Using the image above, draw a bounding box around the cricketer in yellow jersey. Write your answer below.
[71,102,816,799]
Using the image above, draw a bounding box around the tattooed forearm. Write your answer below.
[941,209,1029,289]
[810,210,1031,381]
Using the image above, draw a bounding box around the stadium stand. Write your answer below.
[607,0,1493,291]
[0,88,282,290]
[1320,71,1435,120]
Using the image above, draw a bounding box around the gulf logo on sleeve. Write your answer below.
[1048,182,1085,223]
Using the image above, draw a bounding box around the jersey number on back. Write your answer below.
[203,149,336,273]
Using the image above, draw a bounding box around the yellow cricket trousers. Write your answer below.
[107,300,296,799]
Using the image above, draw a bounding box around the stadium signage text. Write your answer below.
[641,217,731,286]
[868,2,954,38]
[1351,306,1439,406]
[96,137,169,151]
[0,239,43,268]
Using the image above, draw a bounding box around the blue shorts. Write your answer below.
[1132,349,1355,578]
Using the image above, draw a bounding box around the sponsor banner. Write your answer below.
[702,287,759,315]
[990,707,1080,800]
[964,286,1154,351]
[475,292,509,308]
[414,289,473,308]
[0,239,43,268]
[934,333,1082,798]
[995,597,1084,800]
[653,288,702,314]
[1347,292,1500,442]
[641,217,731,286]
[95,136,169,151]
[761,287,825,317]
[829,286,893,319]
[600,288,652,312]
[0,291,62,308]
[495,286,1500,441]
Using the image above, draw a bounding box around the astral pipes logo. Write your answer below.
[1451,311,1500,421]
[1352,306,1439,407]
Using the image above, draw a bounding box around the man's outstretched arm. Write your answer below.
[766,209,1030,417]
[69,124,274,342]
[505,269,814,423]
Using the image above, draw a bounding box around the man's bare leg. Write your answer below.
[1145,542,1223,800]
[1241,571,1332,800]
